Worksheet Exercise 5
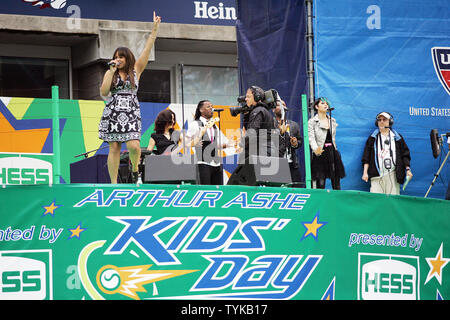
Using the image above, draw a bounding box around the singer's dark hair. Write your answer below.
[312,97,331,112]
[110,47,136,91]
[194,100,211,120]
[154,109,176,134]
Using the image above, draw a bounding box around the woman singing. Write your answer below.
[308,97,345,189]
[99,12,161,183]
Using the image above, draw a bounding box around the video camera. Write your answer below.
[230,89,279,117]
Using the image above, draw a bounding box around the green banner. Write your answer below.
[0,184,448,300]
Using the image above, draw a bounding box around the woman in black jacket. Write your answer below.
[361,112,413,194]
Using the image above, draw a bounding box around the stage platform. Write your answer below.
[0,183,448,300]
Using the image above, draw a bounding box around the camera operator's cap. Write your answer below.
[377,112,391,119]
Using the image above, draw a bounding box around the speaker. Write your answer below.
[144,154,197,184]
[227,156,292,186]
[70,154,110,183]
[70,154,131,183]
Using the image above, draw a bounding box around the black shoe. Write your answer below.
[132,171,139,183]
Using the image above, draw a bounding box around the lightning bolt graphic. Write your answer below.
[97,265,197,300]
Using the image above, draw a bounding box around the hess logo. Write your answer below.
[0,256,47,300]
[358,254,419,300]
[0,157,52,185]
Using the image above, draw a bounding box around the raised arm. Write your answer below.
[135,11,161,79]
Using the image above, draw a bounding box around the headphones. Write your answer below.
[250,86,265,102]
[375,111,394,127]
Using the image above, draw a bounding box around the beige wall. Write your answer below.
[0,14,237,100]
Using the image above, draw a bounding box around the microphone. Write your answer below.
[107,61,120,67]
[327,107,335,111]
[213,108,224,112]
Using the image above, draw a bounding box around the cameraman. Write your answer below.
[240,86,276,162]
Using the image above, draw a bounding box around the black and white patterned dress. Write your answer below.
[99,71,141,142]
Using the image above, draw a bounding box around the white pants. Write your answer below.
[370,171,400,195]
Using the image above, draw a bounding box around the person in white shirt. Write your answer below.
[186,100,231,185]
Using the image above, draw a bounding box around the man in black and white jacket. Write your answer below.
[361,112,413,194]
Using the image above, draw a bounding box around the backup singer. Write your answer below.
[98,12,161,184]
[147,109,181,155]
[186,100,231,185]
[274,100,303,186]
[308,98,345,189]
[361,112,412,195]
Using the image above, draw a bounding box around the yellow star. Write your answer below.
[431,254,446,276]
[68,223,86,239]
[304,217,323,237]
[425,243,449,285]
[42,201,60,216]
[300,212,327,241]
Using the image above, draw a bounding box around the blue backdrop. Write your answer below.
[314,0,450,199]
[236,0,308,182]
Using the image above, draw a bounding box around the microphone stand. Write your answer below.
[180,63,186,154]
[215,109,223,163]
[328,107,336,178]
[74,145,109,158]
[425,142,449,198]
